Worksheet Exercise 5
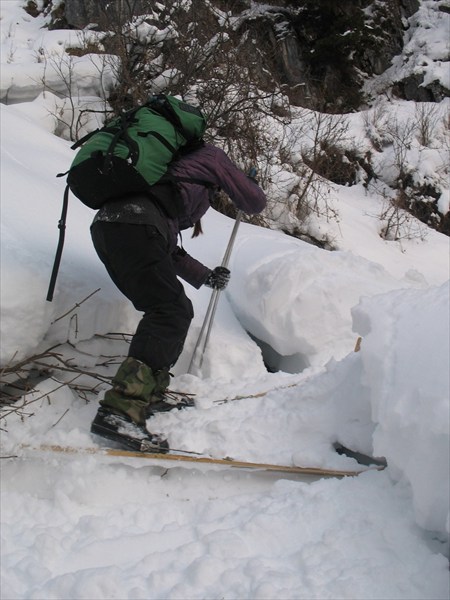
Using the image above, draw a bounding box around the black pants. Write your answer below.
[91,221,193,371]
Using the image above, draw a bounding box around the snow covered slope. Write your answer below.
[1,2,449,599]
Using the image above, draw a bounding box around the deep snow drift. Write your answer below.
[1,2,449,599]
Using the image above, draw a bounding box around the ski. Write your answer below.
[18,443,386,477]
[333,443,387,468]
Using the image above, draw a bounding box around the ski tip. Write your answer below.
[333,443,387,468]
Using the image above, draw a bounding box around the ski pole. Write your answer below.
[188,210,243,374]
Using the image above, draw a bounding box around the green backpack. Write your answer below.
[47,94,207,301]
[68,94,207,210]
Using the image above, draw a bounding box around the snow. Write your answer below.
[353,284,450,535]
[366,0,450,96]
[0,1,115,104]
[0,465,445,600]
[1,2,449,599]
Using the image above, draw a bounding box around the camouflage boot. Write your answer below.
[145,368,195,418]
[91,358,169,452]
[100,357,159,425]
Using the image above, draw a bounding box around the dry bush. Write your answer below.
[0,343,114,426]
[379,188,428,242]
[76,1,288,190]
[362,103,391,152]
[294,112,351,222]
[415,103,442,147]
[39,46,112,141]
[363,105,449,237]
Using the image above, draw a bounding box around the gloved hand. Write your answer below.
[247,166,258,183]
[204,266,231,290]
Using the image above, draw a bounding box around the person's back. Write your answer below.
[170,143,266,222]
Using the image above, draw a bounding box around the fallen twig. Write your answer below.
[50,408,70,428]
[0,374,82,421]
[51,288,101,324]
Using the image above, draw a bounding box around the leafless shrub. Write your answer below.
[0,333,192,428]
[57,1,288,204]
[379,188,428,242]
[295,112,351,222]
[415,103,441,147]
[39,49,111,141]
[362,103,391,151]
[384,115,416,185]
[374,111,449,235]
[0,344,114,425]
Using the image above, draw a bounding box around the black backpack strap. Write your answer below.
[71,129,99,150]
[138,130,177,155]
[46,185,70,302]
[104,111,140,169]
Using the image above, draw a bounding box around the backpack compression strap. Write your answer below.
[46,184,69,302]
[148,96,196,142]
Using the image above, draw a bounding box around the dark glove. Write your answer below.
[204,266,231,290]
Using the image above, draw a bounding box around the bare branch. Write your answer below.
[52,288,101,324]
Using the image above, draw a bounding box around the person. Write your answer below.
[90,142,266,451]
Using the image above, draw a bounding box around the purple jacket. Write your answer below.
[168,144,266,288]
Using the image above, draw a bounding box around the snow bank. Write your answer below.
[0,1,114,104]
[227,229,416,368]
[0,103,127,362]
[353,283,450,537]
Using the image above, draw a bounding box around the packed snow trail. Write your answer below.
[1,452,448,600]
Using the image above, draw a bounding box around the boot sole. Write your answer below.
[91,420,169,453]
